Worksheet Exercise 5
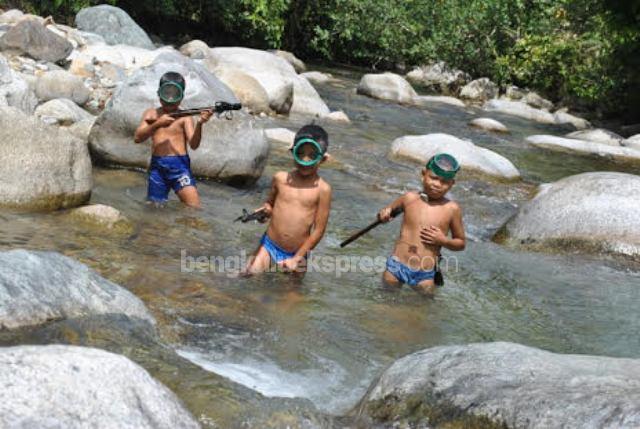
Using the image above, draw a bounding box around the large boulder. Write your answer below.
[459,77,498,102]
[0,9,25,25]
[566,128,624,147]
[0,19,72,62]
[357,73,417,104]
[405,61,470,95]
[75,5,154,49]
[526,135,640,163]
[623,134,640,151]
[34,98,93,125]
[89,52,269,185]
[469,117,508,133]
[499,172,640,256]
[210,67,270,114]
[0,250,154,329]
[271,49,306,73]
[356,342,640,428]
[389,133,520,180]
[0,53,37,113]
[264,127,295,149]
[205,47,329,116]
[483,99,556,124]
[0,345,199,428]
[179,39,209,59]
[0,106,91,210]
[35,70,90,105]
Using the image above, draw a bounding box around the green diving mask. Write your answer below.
[426,153,460,180]
[158,81,184,104]
[292,138,324,167]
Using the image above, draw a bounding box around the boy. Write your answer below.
[134,71,212,208]
[378,153,466,296]
[244,125,332,276]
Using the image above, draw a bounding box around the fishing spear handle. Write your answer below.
[339,206,404,248]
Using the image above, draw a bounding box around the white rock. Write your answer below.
[459,78,498,102]
[554,110,590,129]
[526,135,640,162]
[357,72,417,104]
[70,204,130,230]
[623,134,640,151]
[484,99,556,124]
[566,128,624,147]
[524,91,554,110]
[179,39,209,59]
[67,117,96,142]
[213,67,270,114]
[300,71,333,85]
[264,128,295,148]
[413,95,465,108]
[35,98,93,125]
[389,133,520,180]
[0,9,24,25]
[271,49,306,73]
[0,53,38,113]
[35,70,90,105]
[469,117,508,133]
[504,85,526,100]
[325,110,350,123]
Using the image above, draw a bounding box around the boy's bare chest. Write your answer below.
[277,184,320,208]
[404,203,450,230]
[153,121,185,141]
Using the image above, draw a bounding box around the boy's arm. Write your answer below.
[291,183,332,260]
[185,110,213,150]
[134,109,172,143]
[378,193,408,222]
[421,204,466,251]
[256,173,280,218]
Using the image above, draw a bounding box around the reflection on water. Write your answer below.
[1,69,639,417]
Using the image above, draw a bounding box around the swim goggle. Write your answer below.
[158,81,184,104]
[292,138,324,166]
[426,153,460,180]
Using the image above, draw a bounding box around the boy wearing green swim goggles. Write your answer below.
[243,125,332,276]
[378,153,467,297]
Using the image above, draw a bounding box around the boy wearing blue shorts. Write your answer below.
[378,154,466,296]
[134,72,212,208]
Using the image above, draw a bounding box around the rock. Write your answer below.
[34,98,93,125]
[524,91,554,110]
[469,117,508,133]
[75,5,154,50]
[483,99,556,124]
[405,61,470,95]
[553,110,591,129]
[325,110,350,123]
[0,19,72,63]
[526,135,640,163]
[623,134,640,151]
[69,45,173,74]
[500,172,640,256]
[206,47,328,117]
[264,128,295,149]
[35,70,90,105]
[389,133,520,180]
[0,345,199,428]
[67,117,96,142]
[69,203,132,233]
[566,128,624,147]
[504,85,525,100]
[357,73,417,104]
[412,95,465,108]
[89,52,268,185]
[0,9,24,25]
[271,49,306,73]
[206,67,269,115]
[459,78,498,102]
[99,62,126,84]
[0,106,91,210]
[356,342,640,428]
[300,71,333,85]
[0,250,154,329]
[0,53,37,113]
[179,39,209,59]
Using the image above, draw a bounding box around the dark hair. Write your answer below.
[159,72,185,90]
[294,124,329,153]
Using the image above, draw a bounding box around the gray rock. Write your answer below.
[469,117,508,133]
[0,345,199,428]
[412,95,465,108]
[68,44,170,74]
[325,110,350,123]
[526,135,640,163]
[484,99,556,124]
[35,70,90,105]
[357,73,417,104]
[89,52,269,185]
[389,133,520,180]
[265,127,295,149]
[0,19,72,62]
[75,5,154,49]
[0,9,24,25]
[524,91,553,110]
[0,53,37,113]
[460,77,498,102]
[504,85,525,100]
[623,134,640,151]
[405,61,470,95]
[554,110,590,129]
[0,106,91,210]
[35,98,93,125]
[179,39,209,59]
[300,71,333,85]
[567,128,624,147]
[0,250,154,329]
[357,342,640,429]
[291,76,330,117]
[502,172,640,256]
[67,117,96,142]
[271,49,306,73]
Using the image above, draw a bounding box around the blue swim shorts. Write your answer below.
[260,234,297,264]
[147,155,196,203]
[386,256,435,286]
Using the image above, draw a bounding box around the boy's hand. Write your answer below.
[198,109,213,124]
[256,203,272,223]
[279,256,304,273]
[378,207,392,223]
[154,114,175,128]
[420,226,447,246]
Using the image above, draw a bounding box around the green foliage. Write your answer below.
[216,0,290,48]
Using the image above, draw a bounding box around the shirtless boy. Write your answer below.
[378,154,466,296]
[244,125,332,276]
[134,72,212,208]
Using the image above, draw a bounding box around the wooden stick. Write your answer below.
[340,206,404,248]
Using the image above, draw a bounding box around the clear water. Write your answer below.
[1,68,639,418]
